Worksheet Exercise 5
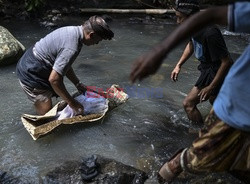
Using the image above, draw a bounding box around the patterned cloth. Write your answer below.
[185,109,250,173]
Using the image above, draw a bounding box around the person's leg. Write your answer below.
[19,81,54,115]
[158,149,183,183]
[32,88,54,115]
[158,109,249,183]
[183,86,203,124]
[185,110,246,172]
[34,98,52,115]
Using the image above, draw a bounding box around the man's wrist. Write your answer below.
[75,81,82,88]
[177,63,182,68]
[175,65,181,69]
[208,84,216,91]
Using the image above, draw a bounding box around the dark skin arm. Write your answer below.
[49,69,83,114]
[198,55,232,102]
[130,6,228,83]
[65,67,80,86]
[171,41,194,81]
[66,67,87,93]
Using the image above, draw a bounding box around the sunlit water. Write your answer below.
[0,16,248,183]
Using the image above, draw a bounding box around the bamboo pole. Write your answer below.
[79,8,175,15]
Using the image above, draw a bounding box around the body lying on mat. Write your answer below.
[21,85,128,140]
[57,91,108,120]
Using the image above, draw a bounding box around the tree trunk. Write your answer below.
[79,8,174,14]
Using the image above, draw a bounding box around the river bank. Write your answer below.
[0,0,234,25]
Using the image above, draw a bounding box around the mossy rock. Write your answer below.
[0,26,26,66]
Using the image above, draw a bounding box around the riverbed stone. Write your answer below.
[0,26,25,66]
[41,155,148,184]
[0,170,22,184]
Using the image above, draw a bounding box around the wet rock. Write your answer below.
[61,7,70,14]
[51,9,61,15]
[39,9,64,29]
[40,21,58,29]
[0,170,22,184]
[0,0,26,20]
[42,155,148,184]
[0,26,25,66]
[51,15,62,23]
[129,17,144,24]
[17,11,30,21]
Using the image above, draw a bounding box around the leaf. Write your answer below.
[35,0,39,7]
[27,4,33,11]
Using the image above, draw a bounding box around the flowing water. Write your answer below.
[0,16,248,183]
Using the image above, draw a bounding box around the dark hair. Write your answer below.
[175,0,200,16]
[87,15,114,40]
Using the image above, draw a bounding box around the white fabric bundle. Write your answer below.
[57,91,109,120]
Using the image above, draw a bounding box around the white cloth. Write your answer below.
[57,91,108,120]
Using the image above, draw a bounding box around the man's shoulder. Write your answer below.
[48,26,82,43]
[53,26,79,33]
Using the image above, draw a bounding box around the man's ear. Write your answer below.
[89,32,95,39]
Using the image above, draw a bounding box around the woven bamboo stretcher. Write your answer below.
[21,85,128,140]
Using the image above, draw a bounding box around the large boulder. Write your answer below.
[42,155,148,184]
[0,26,25,66]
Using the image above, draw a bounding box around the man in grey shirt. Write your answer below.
[17,15,114,115]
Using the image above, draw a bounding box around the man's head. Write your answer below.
[83,15,114,46]
[174,0,200,24]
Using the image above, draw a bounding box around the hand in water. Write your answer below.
[68,99,84,115]
[76,82,87,94]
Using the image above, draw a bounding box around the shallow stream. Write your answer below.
[0,15,248,183]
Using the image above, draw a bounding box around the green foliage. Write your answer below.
[25,0,46,12]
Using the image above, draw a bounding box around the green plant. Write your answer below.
[25,0,46,12]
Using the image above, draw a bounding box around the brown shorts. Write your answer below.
[19,80,53,103]
[183,109,250,173]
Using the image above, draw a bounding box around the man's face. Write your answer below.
[175,11,188,24]
[84,32,103,46]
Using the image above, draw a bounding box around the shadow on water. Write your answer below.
[0,16,248,183]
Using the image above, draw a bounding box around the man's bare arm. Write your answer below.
[130,6,228,83]
[171,41,194,81]
[198,56,232,101]
[49,69,83,114]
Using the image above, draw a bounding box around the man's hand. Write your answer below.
[198,86,213,102]
[130,48,166,83]
[171,66,181,82]
[76,82,87,94]
[68,99,84,115]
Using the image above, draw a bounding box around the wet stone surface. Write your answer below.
[0,26,25,66]
[0,170,22,184]
[41,155,148,184]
